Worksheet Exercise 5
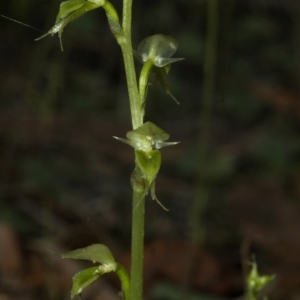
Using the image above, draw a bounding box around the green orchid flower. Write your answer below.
[114,122,179,210]
[35,0,108,51]
[134,34,184,105]
[113,121,179,151]
[247,261,276,300]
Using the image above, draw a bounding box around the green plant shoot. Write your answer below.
[35,0,183,299]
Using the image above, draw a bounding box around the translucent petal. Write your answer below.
[137,34,179,63]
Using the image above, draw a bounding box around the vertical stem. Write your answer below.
[121,0,142,129]
[201,0,218,131]
[292,1,300,99]
[121,1,145,300]
[120,44,143,129]
[194,0,218,246]
[218,0,235,102]
[119,40,143,129]
[130,190,145,300]
[181,0,219,298]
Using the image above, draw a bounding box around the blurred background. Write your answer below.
[1,0,300,299]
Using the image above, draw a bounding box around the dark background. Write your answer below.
[1,0,300,299]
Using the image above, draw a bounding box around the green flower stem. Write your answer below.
[103,1,123,38]
[139,59,153,105]
[120,0,143,130]
[130,189,146,300]
[115,263,131,300]
[120,1,145,300]
[119,43,143,129]
[103,1,120,24]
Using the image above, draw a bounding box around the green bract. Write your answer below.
[35,0,106,51]
[132,149,168,210]
[135,149,161,189]
[131,150,168,210]
[113,121,179,151]
[134,34,184,104]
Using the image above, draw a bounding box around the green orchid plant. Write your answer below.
[36,0,183,299]
[35,0,121,51]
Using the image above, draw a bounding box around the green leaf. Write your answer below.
[71,266,103,298]
[62,244,116,266]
